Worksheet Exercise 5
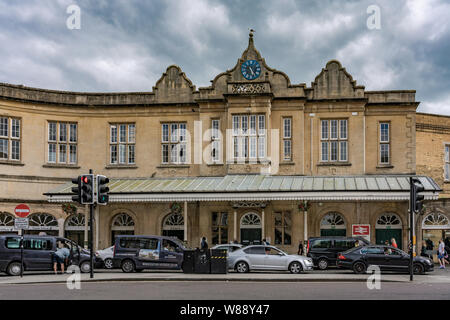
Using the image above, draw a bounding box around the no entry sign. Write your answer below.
[15,204,30,218]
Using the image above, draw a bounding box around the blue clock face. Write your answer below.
[241,60,261,80]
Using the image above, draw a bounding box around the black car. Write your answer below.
[307,236,370,270]
[0,234,100,276]
[113,235,187,273]
[336,245,434,274]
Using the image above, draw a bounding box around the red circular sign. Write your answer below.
[15,204,30,218]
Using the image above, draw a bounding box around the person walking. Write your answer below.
[262,238,270,246]
[200,236,208,250]
[438,239,446,269]
[297,241,304,255]
[390,238,398,249]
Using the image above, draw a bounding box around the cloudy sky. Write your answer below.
[0,0,449,114]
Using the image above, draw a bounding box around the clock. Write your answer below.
[241,60,261,80]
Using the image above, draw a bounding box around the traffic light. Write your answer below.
[81,174,94,204]
[97,175,109,205]
[71,176,82,204]
[411,177,425,213]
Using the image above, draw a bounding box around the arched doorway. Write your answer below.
[320,212,346,236]
[111,213,135,245]
[0,212,16,234]
[27,213,59,236]
[162,212,184,241]
[65,214,88,245]
[422,213,450,262]
[240,212,262,245]
[375,213,402,249]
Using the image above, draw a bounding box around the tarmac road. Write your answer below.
[1,280,449,300]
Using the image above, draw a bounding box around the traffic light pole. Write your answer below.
[89,169,94,279]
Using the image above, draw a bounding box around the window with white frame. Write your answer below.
[211,119,221,162]
[161,122,187,164]
[47,121,77,164]
[445,145,450,180]
[232,114,265,161]
[320,119,348,162]
[379,122,390,164]
[282,117,292,161]
[110,123,135,165]
[0,117,21,161]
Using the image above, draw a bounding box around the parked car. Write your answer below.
[228,245,314,274]
[0,234,101,276]
[95,246,114,269]
[113,235,187,273]
[307,236,370,270]
[211,243,244,254]
[336,245,434,274]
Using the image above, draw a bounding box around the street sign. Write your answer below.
[14,218,29,230]
[15,204,30,218]
[352,224,370,242]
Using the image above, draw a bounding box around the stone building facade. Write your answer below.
[0,33,443,254]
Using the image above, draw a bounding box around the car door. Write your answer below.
[264,247,288,270]
[364,247,387,269]
[246,247,266,269]
[136,238,160,268]
[384,248,410,270]
[160,239,183,268]
[24,237,54,270]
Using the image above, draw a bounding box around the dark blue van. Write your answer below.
[0,234,98,276]
[113,235,186,273]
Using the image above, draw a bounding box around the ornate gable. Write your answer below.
[310,60,364,99]
[153,65,196,103]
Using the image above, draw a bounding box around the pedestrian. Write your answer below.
[262,238,270,245]
[297,241,304,255]
[384,240,389,246]
[438,239,446,269]
[426,239,434,261]
[354,240,360,247]
[200,236,208,250]
[52,242,70,274]
[420,240,428,258]
[233,239,239,244]
[390,238,398,248]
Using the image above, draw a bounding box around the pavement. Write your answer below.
[1,267,449,285]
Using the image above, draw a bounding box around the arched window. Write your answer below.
[422,213,450,229]
[240,213,261,228]
[28,213,59,236]
[240,212,262,245]
[65,214,87,245]
[0,212,15,233]
[375,213,403,248]
[320,212,346,236]
[376,214,402,229]
[111,213,135,245]
[162,212,184,241]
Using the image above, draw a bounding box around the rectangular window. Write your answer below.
[232,114,266,162]
[274,211,292,245]
[161,122,187,164]
[211,119,221,162]
[379,122,390,164]
[283,118,292,160]
[110,123,136,165]
[320,119,348,162]
[48,121,77,164]
[212,212,228,245]
[445,145,450,181]
[0,117,21,161]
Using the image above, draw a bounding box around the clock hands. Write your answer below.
[248,65,255,76]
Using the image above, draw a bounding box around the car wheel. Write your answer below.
[413,263,424,275]
[353,261,367,274]
[104,258,114,269]
[80,261,91,273]
[317,258,328,270]
[121,259,135,273]
[7,262,22,276]
[289,261,303,274]
[235,261,249,273]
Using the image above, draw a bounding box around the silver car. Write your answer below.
[228,245,314,274]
